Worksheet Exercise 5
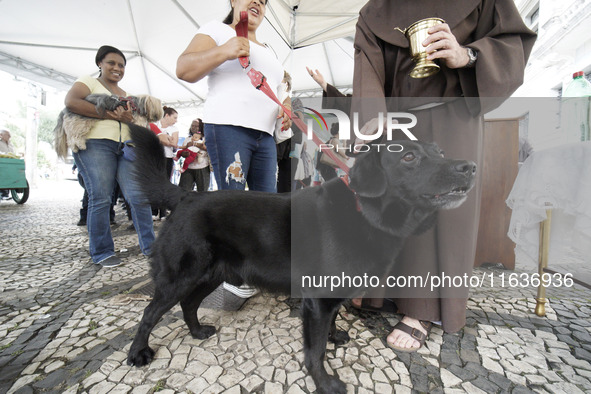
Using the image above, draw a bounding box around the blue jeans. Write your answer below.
[74,139,155,263]
[204,124,277,192]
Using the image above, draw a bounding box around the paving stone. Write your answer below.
[88,380,117,394]
[32,369,69,390]
[461,381,487,394]
[6,374,40,394]
[240,374,265,392]
[440,368,462,388]
[512,386,537,394]
[471,376,500,393]
[487,372,513,391]
[574,347,591,363]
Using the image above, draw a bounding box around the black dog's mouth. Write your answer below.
[425,186,470,198]
[422,185,472,208]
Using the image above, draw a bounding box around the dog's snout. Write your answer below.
[454,161,477,175]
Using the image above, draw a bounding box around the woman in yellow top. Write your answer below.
[65,45,155,267]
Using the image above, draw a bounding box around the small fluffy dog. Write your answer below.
[53,94,163,159]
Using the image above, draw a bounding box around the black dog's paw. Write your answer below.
[316,375,347,394]
[190,324,216,340]
[328,330,350,346]
[127,346,155,367]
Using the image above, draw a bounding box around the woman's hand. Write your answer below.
[222,37,250,61]
[423,23,470,69]
[106,104,133,123]
[277,107,292,131]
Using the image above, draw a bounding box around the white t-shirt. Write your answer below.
[197,21,283,135]
[157,121,179,158]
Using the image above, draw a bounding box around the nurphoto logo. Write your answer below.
[304,109,419,152]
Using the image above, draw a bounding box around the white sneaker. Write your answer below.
[223,282,259,298]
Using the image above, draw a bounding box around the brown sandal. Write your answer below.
[386,320,432,352]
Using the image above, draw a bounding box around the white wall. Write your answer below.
[511,0,591,150]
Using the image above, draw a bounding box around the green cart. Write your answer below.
[0,157,30,204]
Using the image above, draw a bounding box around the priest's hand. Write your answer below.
[423,23,471,69]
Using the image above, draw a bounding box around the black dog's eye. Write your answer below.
[402,152,415,162]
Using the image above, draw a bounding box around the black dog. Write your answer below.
[126,125,476,394]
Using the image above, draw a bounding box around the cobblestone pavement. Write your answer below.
[1,180,591,394]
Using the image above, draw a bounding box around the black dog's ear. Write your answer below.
[349,150,387,198]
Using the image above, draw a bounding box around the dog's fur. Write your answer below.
[53,94,163,159]
[126,124,476,394]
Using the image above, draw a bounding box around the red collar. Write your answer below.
[119,96,138,113]
[340,176,361,212]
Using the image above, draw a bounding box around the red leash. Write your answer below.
[235,11,251,69]
[235,11,350,175]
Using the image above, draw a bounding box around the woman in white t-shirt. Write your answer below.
[156,106,179,181]
[177,0,291,193]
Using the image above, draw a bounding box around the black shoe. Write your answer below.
[98,255,122,268]
[77,218,87,226]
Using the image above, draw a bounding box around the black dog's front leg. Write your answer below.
[127,289,179,367]
[302,298,347,394]
[328,305,350,345]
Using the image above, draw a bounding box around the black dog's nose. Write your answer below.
[454,161,477,175]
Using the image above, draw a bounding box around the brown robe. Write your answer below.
[352,0,536,332]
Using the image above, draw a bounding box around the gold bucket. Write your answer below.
[395,17,445,79]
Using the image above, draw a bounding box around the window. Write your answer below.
[527,4,540,33]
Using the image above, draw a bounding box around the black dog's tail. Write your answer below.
[129,123,185,211]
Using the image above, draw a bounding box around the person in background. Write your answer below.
[177,119,211,192]
[149,121,174,146]
[0,128,16,154]
[276,71,293,193]
[289,98,314,191]
[0,128,16,199]
[64,45,155,267]
[151,106,178,220]
[176,0,290,298]
[156,106,179,181]
[315,122,348,182]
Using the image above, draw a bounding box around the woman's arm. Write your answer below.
[176,34,250,83]
[64,82,133,122]
[64,82,98,117]
[279,96,292,131]
[169,131,179,148]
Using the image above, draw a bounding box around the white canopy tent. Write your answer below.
[0,0,366,108]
